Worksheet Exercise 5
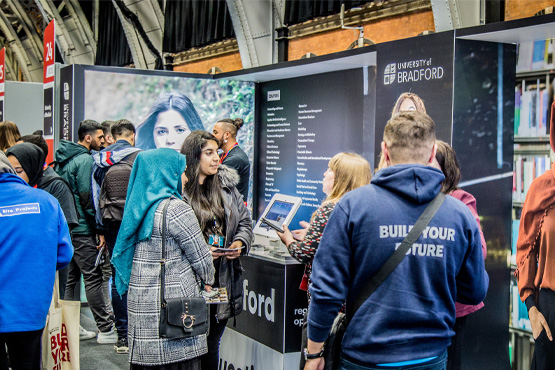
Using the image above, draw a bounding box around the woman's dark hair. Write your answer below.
[435,140,461,194]
[217,118,244,138]
[180,130,226,237]
[136,92,204,150]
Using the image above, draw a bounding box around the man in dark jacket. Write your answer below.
[54,120,117,344]
[91,119,140,353]
[305,112,489,370]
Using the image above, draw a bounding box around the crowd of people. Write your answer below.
[1,92,551,370]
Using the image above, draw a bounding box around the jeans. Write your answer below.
[64,234,114,332]
[200,305,228,370]
[340,351,447,370]
[0,329,43,370]
[105,230,128,340]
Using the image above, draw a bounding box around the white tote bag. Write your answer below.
[41,273,80,370]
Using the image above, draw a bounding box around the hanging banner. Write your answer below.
[59,66,73,141]
[43,19,55,163]
[0,47,5,121]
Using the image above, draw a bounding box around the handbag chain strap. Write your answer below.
[160,198,172,311]
[347,192,446,320]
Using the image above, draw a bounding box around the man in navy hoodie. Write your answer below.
[305,111,488,370]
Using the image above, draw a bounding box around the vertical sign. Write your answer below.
[59,66,73,141]
[0,47,5,121]
[43,20,55,163]
[375,31,454,165]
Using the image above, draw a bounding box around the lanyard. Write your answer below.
[219,143,238,164]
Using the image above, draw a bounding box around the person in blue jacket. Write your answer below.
[0,151,73,370]
[304,111,489,370]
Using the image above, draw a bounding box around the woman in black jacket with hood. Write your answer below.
[180,130,253,370]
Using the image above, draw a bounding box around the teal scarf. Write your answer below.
[112,148,186,296]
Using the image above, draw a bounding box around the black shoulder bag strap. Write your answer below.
[158,198,172,337]
[347,192,446,320]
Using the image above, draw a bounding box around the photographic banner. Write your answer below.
[375,31,454,165]
[79,68,255,205]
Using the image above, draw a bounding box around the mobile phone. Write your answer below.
[95,246,106,268]
[261,217,285,233]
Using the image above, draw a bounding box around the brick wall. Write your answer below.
[288,10,434,60]
[173,52,243,74]
[505,0,555,20]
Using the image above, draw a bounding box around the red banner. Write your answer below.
[43,20,55,84]
[0,47,5,121]
[43,20,55,164]
[0,47,5,98]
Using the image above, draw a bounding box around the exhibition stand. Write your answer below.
[48,13,555,369]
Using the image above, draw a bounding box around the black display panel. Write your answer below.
[256,69,374,228]
[376,31,455,164]
[452,39,515,370]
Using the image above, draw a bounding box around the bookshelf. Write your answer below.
[510,39,555,369]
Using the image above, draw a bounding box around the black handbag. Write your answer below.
[321,192,446,370]
[158,199,209,339]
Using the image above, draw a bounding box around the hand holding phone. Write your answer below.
[261,217,285,233]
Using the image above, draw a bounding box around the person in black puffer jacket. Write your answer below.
[180,130,253,370]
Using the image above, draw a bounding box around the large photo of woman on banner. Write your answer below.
[83,71,255,203]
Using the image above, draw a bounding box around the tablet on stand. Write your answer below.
[252,194,302,260]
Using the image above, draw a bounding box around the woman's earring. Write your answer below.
[224,139,227,143]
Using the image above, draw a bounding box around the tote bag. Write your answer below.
[41,274,80,370]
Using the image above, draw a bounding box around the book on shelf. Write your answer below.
[517,39,555,72]
[510,281,531,332]
[514,85,550,137]
[513,154,550,203]
[511,219,519,266]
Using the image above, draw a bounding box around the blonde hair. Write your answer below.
[325,152,372,204]
[391,92,427,116]
[0,121,21,152]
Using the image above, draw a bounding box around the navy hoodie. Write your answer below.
[307,164,488,365]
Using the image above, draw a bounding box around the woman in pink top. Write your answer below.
[431,140,487,370]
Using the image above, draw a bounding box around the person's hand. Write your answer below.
[277,225,296,246]
[97,234,106,251]
[210,247,225,260]
[292,221,310,241]
[529,306,553,341]
[304,358,324,370]
[225,240,243,260]
[204,285,212,292]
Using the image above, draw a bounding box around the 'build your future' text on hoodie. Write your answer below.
[308,164,489,366]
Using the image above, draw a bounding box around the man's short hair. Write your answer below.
[111,119,136,139]
[19,135,49,158]
[383,111,436,165]
[101,121,116,137]
[78,120,102,141]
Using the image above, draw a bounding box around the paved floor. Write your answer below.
[80,308,128,370]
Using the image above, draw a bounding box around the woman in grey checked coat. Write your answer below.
[112,148,215,370]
